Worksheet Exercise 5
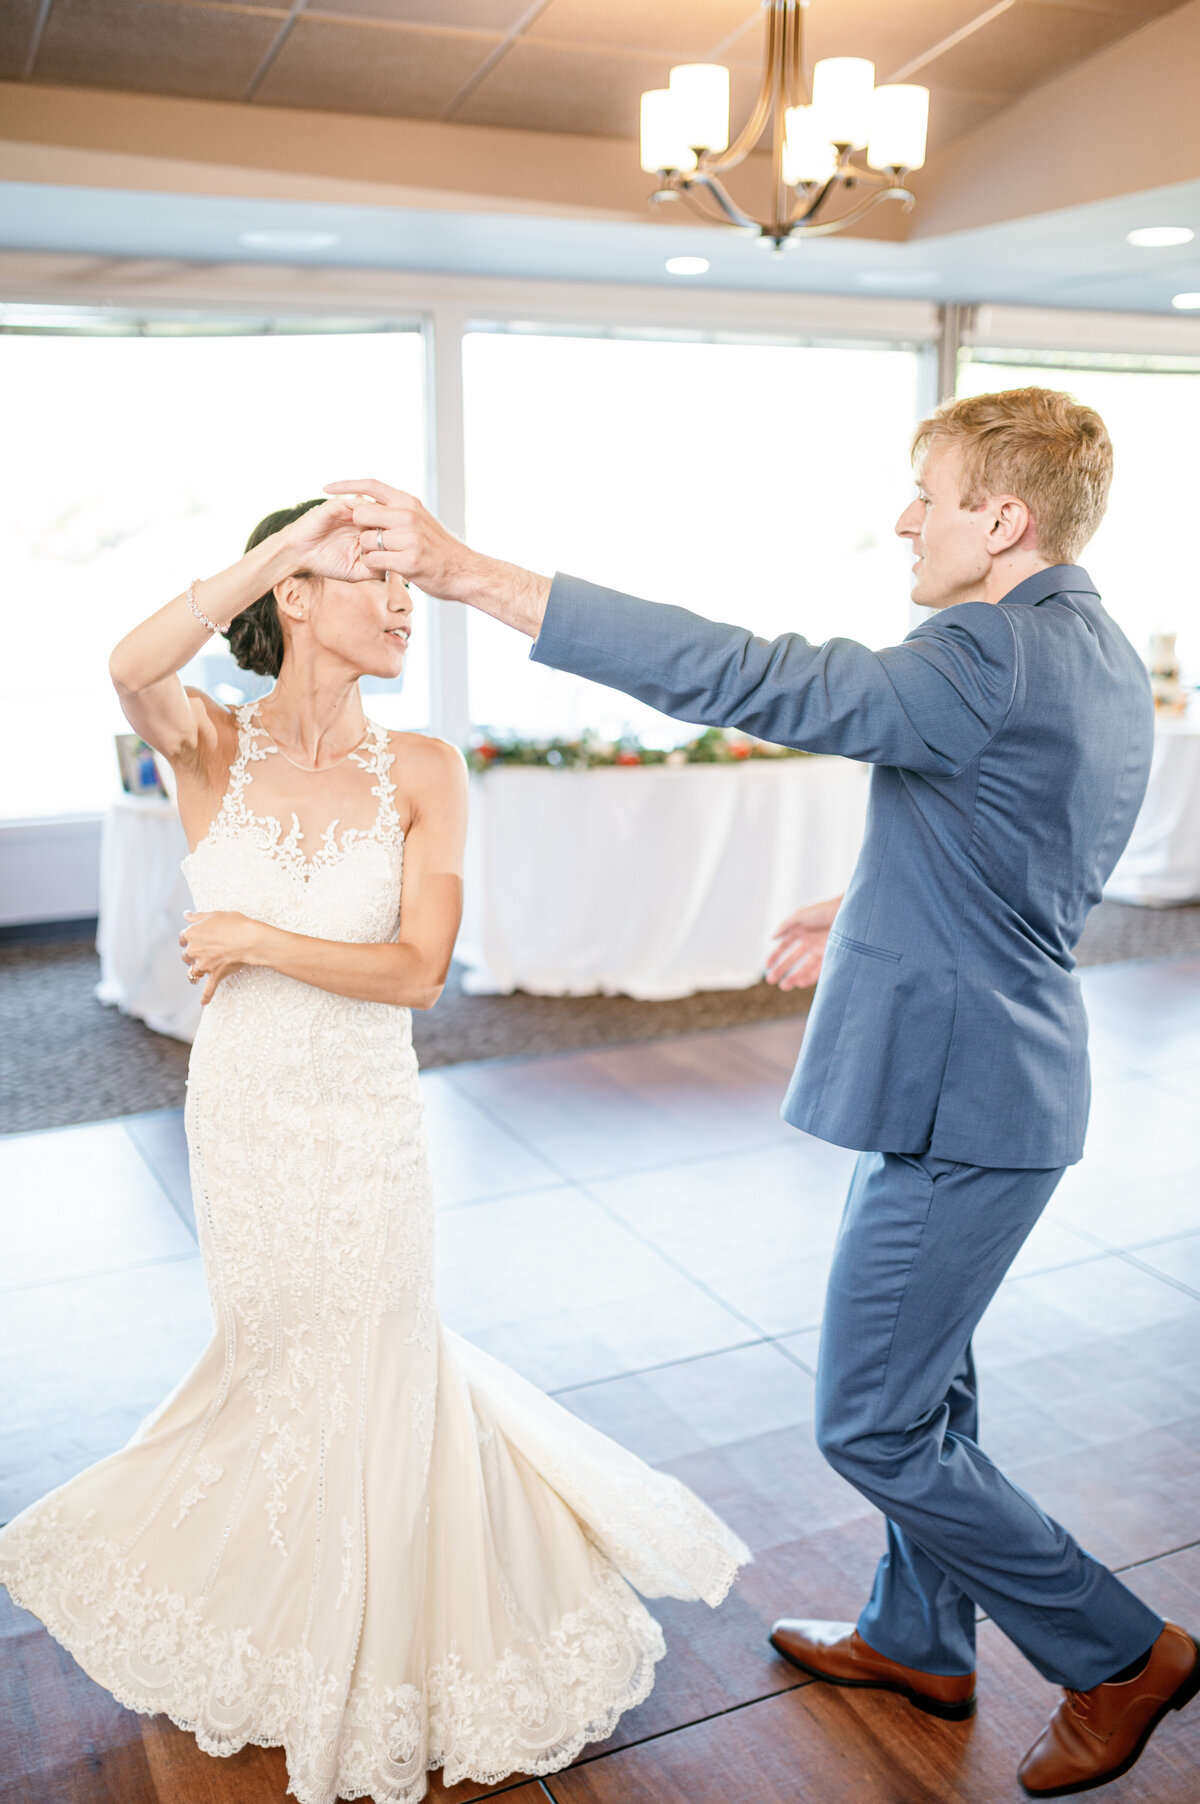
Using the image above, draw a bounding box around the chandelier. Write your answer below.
[639,0,930,248]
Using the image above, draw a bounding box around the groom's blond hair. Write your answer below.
[912,386,1113,565]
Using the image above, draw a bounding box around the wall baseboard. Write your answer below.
[0,915,99,946]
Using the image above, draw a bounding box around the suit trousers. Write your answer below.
[814,1150,1163,1690]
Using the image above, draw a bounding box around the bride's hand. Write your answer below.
[180,911,264,1005]
[279,499,372,583]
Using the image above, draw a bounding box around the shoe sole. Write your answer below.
[768,1632,977,1722]
[1019,1632,1200,1798]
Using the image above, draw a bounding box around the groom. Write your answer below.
[329,383,1198,1795]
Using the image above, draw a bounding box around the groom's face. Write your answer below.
[896,439,993,610]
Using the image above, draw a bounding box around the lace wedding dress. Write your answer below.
[0,702,748,1804]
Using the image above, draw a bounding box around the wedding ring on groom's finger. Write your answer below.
[376,528,385,552]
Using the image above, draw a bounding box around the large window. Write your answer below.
[957,354,1200,680]
[463,329,924,742]
[0,324,427,821]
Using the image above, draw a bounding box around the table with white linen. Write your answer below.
[1104,705,1200,906]
[96,794,201,1042]
[456,757,871,999]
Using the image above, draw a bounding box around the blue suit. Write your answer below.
[531,565,1162,1686]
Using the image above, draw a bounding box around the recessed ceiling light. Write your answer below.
[1171,292,1200,310]
[856,269,943,289]
[1127,226,1195,249]
[237,229,341,251]
[665,256,710,276]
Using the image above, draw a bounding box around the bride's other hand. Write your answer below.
[765,894,843,990]
[280,497,371,582]
[180,910,264,1005]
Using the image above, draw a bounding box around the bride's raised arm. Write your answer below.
[108,499,364,768]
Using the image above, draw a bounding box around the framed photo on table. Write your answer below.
[114,733,171,800]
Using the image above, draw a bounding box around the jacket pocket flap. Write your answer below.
[829,929,903,964]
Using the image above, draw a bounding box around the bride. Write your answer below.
[0,496,748,1804]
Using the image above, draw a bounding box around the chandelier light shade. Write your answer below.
[668,63,730,154]
[782,106,837,186]
[811,57,875,149]
[867,85,930,173]
[639,89,697,176]
[639,0,929,246]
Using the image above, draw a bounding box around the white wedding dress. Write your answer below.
[0,702,748,1804]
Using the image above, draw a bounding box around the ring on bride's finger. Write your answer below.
[188,967,203,984]
[376,528,385,552]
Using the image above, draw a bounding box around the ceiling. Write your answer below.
[2,0,1199,317]
[5,171,1200,317]
[0,0,1188,161]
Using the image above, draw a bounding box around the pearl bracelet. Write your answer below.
[186,580,224,635]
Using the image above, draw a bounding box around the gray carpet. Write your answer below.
[3,898,1200,1136]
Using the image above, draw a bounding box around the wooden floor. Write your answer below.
[3,955,1200,1804]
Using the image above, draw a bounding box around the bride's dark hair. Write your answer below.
[223,498,324,677]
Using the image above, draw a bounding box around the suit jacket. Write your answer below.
[530,566,1154,1168]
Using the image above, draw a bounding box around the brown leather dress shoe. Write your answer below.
[1019,1621,1200,1797]
[768,1619,976,1721]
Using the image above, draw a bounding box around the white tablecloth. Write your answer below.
[457,757,870,999]
[1104,706,1200,906]
[96,794,201,1043]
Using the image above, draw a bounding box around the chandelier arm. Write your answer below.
[788,160,890,227]
[788,171,841,228]
[788,184,915,239]
[679,171,764,233]
[771,8,790,237]
[786,0,806,111]
[703,0,778,175]
[650,169,750,228]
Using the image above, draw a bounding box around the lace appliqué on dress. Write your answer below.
[171,1459,225,1531]
[0,1502,667,1804]
[199,704,404,888]
[263,1417,312,1556]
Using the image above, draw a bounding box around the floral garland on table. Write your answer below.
[465,726,810,772]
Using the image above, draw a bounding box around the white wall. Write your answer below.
[0,817,101,927]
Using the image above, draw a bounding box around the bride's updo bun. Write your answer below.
[224,497,325,677]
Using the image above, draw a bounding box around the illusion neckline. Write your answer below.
[253,705,372,774]
[182,704,403,879]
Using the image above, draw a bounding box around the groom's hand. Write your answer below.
[766,895,843,990]
[325,479,474,598]
[323,478,551,637]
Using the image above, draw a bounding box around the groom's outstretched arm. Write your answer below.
[328,480,1018,778]
[531,574,1018,776]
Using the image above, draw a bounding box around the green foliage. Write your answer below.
[465,726,809,772]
